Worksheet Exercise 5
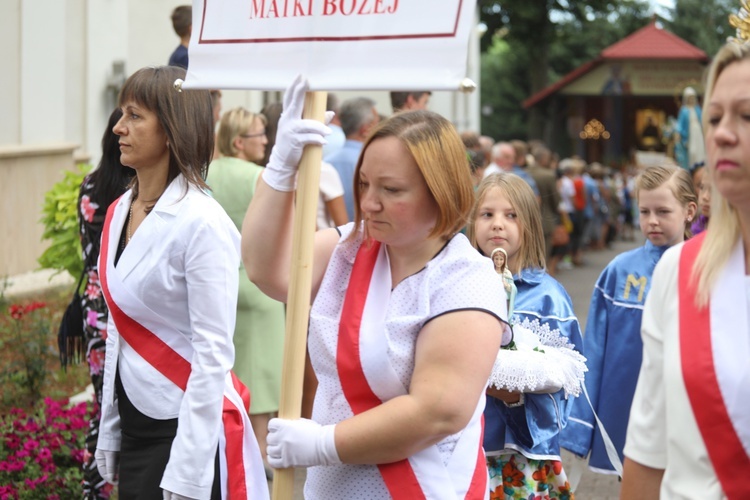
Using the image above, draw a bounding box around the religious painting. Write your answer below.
[635,109,666,152]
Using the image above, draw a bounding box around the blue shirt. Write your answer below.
[512,165,540,197]
[325,140,362,220]
[560,241,669,471]
[484,267,583,459]
[583,174,600,220]
[168,45,189,69]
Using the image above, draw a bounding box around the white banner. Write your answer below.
[183,0,477,90]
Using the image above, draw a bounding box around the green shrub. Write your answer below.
[37,165,90,280]
[1,301,55,405]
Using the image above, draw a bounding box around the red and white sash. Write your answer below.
[100,197,268,499]
[679,233,750,499]
[337,239,488,499]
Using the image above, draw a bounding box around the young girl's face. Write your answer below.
[638,184,696,247]
[475,187,522,271]
[698,177,712,217]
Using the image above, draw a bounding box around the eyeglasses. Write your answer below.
[240,131,266,139]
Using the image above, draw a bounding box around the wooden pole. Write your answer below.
[272,90,327,500]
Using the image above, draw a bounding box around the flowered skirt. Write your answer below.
[488,453,574,500]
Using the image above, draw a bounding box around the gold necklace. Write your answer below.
[127,201,134,244]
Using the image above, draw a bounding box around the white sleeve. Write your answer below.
[96,315,122,452]
[623,253,674,469]
[160,215,241,499]
[319,162,345,202]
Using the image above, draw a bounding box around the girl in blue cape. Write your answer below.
[469,172,585,499]
[561,164,697,475]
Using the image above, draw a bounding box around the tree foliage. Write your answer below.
[665,0,735,58]
[478,0,668,141]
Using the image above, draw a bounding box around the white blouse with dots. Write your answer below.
[306,222,507,499]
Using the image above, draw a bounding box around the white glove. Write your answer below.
[162,490,197,500]
[263,74,332,192]
[267,418,341,469]
[95,448,119,485]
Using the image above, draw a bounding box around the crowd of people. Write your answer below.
[68,4,747,499]
[461,132,651,277]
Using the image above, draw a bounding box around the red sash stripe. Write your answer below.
[465,417,487,499]
[100,201,191,390]
[679,233,750,499]
[100,199,250,499]
[337,240,427,500]
[232,371,251,412]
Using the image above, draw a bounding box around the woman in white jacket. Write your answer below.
[94,65,267,500]
[621,40,750,500]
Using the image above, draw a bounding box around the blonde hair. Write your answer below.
[467,173,546,274]
[216,107,267,158]
[348,110,474,241]
[693,42,750,307]
[635,164,697,241]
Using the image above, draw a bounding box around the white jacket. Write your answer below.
[97,175,243,499]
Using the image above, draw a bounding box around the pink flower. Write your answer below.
[0,485,18,499]
[5,434,21,449]
[10,408,26,418]
[7,459,25,472]
[45,433,63,450]
[0,399,93,495]
[80,195,98,222]
[44,397,66,417]
[70,448,86,464]
[19,420,40,433]
[52,421,68,431]
[35,447,52,463]
[24,439,40,451]
[72,402,88,416]
[68,417,87,430]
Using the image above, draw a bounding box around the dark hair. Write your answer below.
[467,149,484,174]
[88,108,135,208]
[171,5,192,38]
[259,101,283,167]
[389,91,431,112]
[118,65,213,202]
[460,130,480,149]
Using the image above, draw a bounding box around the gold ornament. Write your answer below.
[729,0,750,43]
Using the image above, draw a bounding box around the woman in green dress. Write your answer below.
[206,107,285,475]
